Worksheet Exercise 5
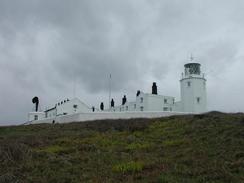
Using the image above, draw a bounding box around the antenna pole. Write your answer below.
[109,74,111,110]
[190,53,194,61]
[73,73,76,98]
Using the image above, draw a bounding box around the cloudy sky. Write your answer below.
[1,0,244,125]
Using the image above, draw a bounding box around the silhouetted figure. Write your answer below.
[111,99,115,108]
[92,106,95,112]
[152,82,158,95]
[136,90,141,97]
[32,96,39,112]
[122,95,127,105]
[100,102,104,111]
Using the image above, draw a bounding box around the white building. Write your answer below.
[28,98,93,122]
[110,92,175,112]
[28,62,207,123]
[45,97,92,118]
[108,62,206,113]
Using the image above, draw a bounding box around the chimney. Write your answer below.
[111,99,115,108]
[152,82,157,95]
[136,90,141,97]
[100,102,104,111]
[122,95,127,105]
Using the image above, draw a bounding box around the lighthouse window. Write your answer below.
[134,104,136,109]
[164,99,168,104]
[187,81,191,87]
[34,115,38,120]
[140,106,144,111]
[140,97,143,103]
[197,97,201,103]
[163,107,168,111]
[126,106,128,111]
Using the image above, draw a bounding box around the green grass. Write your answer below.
[0,112,244,182]
[112,161,144,173]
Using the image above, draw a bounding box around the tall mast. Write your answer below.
[109,74,111,110]
[73,72,76,98]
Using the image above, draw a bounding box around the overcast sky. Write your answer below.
[1,0,244,125]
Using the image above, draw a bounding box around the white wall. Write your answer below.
[56,98,91,115]
[144,94,174,111]
[46,108,57,118]
[173,101,182,112]
[180,76,207,113]
[28,112,45,121]
[28,111,191,125]
[109,92,175,113]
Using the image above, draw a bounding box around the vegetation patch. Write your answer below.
[112,161,144,174]
[36,145,72,154]
[162,139,188,147]
[125,142,151,151]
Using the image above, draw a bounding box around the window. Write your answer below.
[187,81,191,87]
[140,106,144,111]
[164,99,168,104]
[34,115,38,120]
[134,104,136,109]
[197,97,201,103]
[140,97,143,103]
[126,106,128,111]
[163,107,168,111]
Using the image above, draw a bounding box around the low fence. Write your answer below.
[28,111,190,124]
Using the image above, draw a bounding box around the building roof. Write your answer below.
[44,106,56,112]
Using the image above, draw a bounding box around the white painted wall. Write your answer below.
[144,94,174,111]
[28,111,191,125]
[46,108,57,118]
[180,75,207,113]
[173,101,182,112]
[109,92,175,113]
[56,98,91,115]
[28,112,45,121]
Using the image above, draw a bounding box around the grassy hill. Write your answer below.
[0,112,244,183]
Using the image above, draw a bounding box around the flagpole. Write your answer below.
[109,74,111,110]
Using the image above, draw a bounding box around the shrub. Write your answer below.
[0,141,32,163]
[0,173,18,183]
[37,145,71,154]
[162,139,187,147]
[125,142,150,151]
[112,161,144,174]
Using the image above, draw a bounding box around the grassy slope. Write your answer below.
[0,112,244,183]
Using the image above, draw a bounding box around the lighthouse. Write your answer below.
[180,62,207,113]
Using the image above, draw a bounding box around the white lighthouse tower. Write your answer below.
[180,61,207,113]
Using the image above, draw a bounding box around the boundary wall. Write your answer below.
[27,111,191,125]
